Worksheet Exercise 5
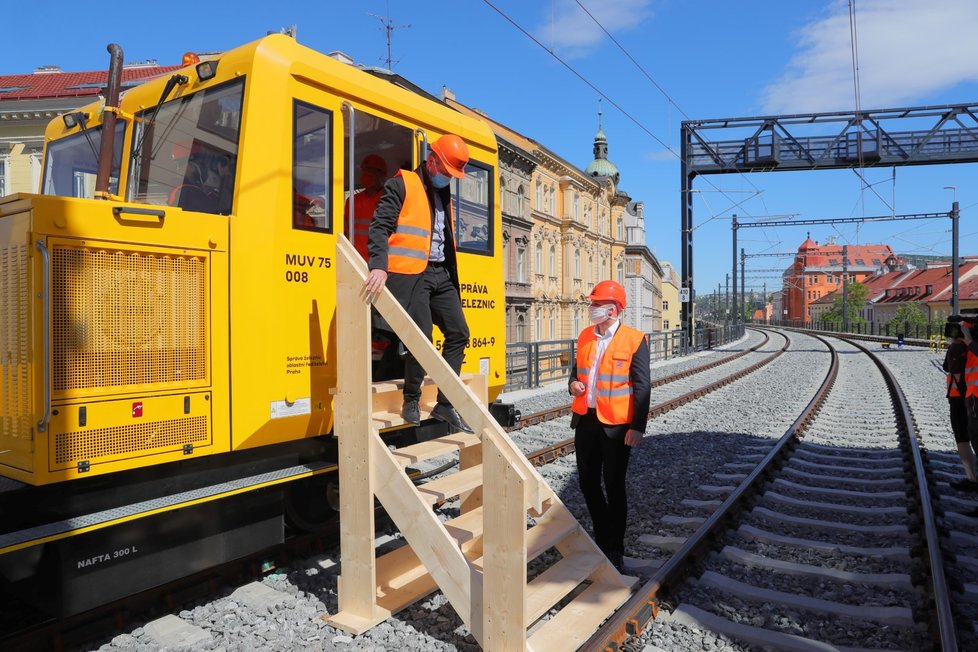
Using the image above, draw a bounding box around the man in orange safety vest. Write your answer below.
[364,134,472,433]
[568,280,651,572]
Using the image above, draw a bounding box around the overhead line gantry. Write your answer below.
[681,102,978,340]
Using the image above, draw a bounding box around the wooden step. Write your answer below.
[471,507,577,572]
[525,552,605,624]
[392,433,482,467]
[527,509,578,561]
[374,507,487,614]
[442,506,485,546]
[526,581,632,651]
[416,465,485,506]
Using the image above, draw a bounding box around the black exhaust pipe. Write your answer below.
[94,43,123,199]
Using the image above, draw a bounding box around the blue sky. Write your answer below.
[7,0,978,297]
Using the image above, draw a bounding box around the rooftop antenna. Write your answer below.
[371,2,411,71]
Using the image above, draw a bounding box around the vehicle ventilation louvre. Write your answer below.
[55,415,209,466]
[51,246,207,391]
[1,243,31,441]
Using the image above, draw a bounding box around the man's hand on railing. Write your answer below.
[365,268,388,294]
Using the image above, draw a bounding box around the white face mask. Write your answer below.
[590,305,613,324]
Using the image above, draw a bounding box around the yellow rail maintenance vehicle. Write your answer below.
[0,34,512,620]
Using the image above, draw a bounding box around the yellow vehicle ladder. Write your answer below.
[326,238,635,651]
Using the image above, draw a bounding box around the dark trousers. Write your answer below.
[575,409,632,554]
[950,396,970,444]
[402,264,469,405]
[964,396,978,455]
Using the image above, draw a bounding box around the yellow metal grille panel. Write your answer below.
[51,246,206,391]
[0,242,31,441]
[54,415,209,465]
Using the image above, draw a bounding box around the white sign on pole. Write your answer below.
[679,288,691,303]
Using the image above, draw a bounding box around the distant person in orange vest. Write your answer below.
[346,154,389,260]
[364,134,472,434]
[568,280,651,572]
[955,316,978,493]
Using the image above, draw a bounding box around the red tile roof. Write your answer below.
[0,65,181,100]
[926,261,978,302]
[798,243,894,268]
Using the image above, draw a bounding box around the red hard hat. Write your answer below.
[588,280,626,309]
[361,154,388,174]
[430,134,469,178]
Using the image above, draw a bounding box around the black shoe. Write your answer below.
[950,478,978,493]
[607,550,625,573]
[401,400,420,426]
[430,403,473,433]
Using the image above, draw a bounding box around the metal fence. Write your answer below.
[504,324,746,391]
[764,319,939,340]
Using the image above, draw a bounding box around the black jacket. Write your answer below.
[568,326,652,438]
[367,164,460,294]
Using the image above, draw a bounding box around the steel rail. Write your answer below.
[525,329,786,467]
[583,331,839,651]
[510,329,771,433]
[841,337,958,651]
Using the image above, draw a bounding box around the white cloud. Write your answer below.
[535,0,653,58]
[762,0,978,114]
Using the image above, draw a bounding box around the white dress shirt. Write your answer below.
[586,319,620,408]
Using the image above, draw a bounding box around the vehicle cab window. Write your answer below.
[127,79,244,215]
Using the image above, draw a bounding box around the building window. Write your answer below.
[574,249,581,278]
[617,262,624,284]
[0,158,5,197]
[535,180,542,210]
[535,309,542,340]
[588,255,593,283]
[573,193,580,221]
[549,245,556,276]
[664,320,669,330]
[573,309,581,334]
[535,242,542,273]
[549,185,556,214]
[549,309,556,339]
[517,185,525,216]
[663,300,669,311]
[517,245,526,283]
[617,217,623,240]
[516,314,526,342]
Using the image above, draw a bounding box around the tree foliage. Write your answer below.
[822,282,868,325]
[890,301,928,326]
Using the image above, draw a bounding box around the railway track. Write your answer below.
[511,329,772,432]
[2,329,789,651]
[584,332,968,651]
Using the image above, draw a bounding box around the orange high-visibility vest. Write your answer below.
[948,373,963,398]
[351,189,382,261]
[572,324,647,425]
[965,348,978,398]
[386,170,453,274]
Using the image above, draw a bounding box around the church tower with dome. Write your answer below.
[584,107,620,186]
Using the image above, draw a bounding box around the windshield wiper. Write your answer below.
[131,74,189,161]
[72,112,101,167]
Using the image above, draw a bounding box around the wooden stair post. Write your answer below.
[326,238,636,650]
[326,239,390,634]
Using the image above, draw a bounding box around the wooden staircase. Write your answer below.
[326,239,634,651]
